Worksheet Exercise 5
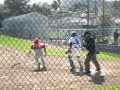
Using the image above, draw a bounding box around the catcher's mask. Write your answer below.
[71,31,77,37]
[84,31,91,37]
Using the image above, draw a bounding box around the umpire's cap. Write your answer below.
[71,31,77,37]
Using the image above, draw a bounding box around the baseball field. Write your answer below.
[0,35,120,90]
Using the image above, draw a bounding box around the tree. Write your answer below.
[98,15,114,26]
[57,0,61,7]
[111,1,120,17]
[0,4,11,27]
[51,1,59,10]
[4,0,30,15]
[58,0,61,4]
[98,1,114,26]
[74,3,87,11]
[68,2,87,12]
[0,4,4,27]
[31,3,50,16]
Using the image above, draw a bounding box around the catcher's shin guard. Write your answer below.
[68,55,75,70]
[77,56,84,73]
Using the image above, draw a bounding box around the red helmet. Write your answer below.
[34,38,40,44]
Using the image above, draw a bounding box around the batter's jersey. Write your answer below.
[68,36,81,49]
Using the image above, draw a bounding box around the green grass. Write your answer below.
[83,85,120,90]
[81,51,120,60]
[0,35,120,60]
[0,35,65,56]
[0,35,31,52]
[97,52,120,61]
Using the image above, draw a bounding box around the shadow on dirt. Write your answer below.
[71,71,105,85]
[89,72,105,85]
[32,68,47,72]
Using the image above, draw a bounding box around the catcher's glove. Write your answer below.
[65,49,71,54]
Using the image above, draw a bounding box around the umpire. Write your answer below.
[83,31,101,75]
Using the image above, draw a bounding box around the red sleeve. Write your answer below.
[41,45,46,54]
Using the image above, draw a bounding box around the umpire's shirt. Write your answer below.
[84,37,96,56]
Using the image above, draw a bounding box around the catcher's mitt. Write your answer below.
[65,49,71,54]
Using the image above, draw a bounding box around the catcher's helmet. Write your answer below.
[71,31,77,37]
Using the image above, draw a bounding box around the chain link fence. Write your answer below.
[0,0,120,90]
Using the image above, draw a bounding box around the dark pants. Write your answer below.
[84,52,100,72]
[114,39,118,45]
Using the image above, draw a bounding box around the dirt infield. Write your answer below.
[0,45,120,90]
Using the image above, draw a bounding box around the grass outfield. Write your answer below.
[83,85,120,90]
[0,35,120,60]
[0,35,65,55]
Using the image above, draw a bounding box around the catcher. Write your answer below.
[66,31,84,73]
[29,38,47,71]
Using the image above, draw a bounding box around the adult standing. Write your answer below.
[83,31,101,75]
[114,29,119,45]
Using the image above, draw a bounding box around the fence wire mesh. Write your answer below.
[0,0,120,90]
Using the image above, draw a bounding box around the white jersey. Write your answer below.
[68,36,81,49]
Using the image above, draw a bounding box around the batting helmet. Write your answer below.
[34,38,40,44]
